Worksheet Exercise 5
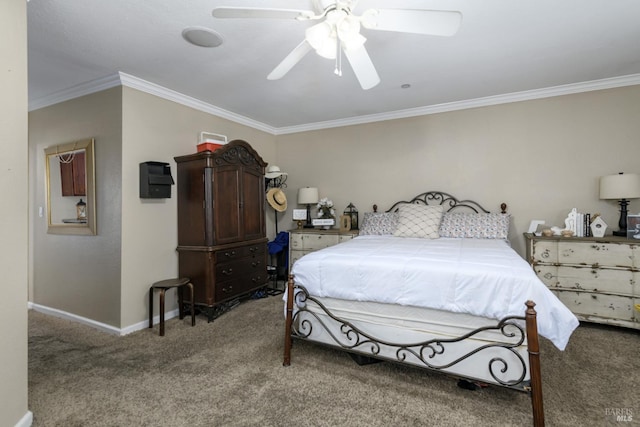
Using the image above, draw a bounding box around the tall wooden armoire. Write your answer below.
[174,140,268,321]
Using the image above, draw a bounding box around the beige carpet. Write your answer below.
[29,294,639,426]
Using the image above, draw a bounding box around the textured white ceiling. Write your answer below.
[27,0,640,131]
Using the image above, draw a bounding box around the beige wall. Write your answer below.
[120,87,276,326]
[29,88,123,326]
[29,86,278,330]
[275,85,640,256]
[1,0,30,425]
[27,76,640,332]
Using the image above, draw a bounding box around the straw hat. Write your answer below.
[265,165,287,179]
[266,188,287,212]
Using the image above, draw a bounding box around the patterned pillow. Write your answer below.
[439,212,510,239]
[393,204,443,239]
[359,212,399,235]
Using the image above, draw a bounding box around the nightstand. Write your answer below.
[289,228,358,269]
[524,232,639,330]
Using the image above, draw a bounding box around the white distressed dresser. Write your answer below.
[289,228,358,270]
[524,233,640,329]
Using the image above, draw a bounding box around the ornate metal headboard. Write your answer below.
[374,191,507,214]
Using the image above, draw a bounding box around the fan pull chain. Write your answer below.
[334,37,342,76]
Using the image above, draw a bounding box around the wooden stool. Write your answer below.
[148,278,195,336]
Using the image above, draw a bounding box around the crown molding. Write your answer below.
[29,72,640,135]
[28,74,122,111]
[117,73,277,134]
[275,73,640,134]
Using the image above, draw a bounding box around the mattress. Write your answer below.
[289,235,579,350]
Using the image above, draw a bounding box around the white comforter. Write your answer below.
[289,235,579,350]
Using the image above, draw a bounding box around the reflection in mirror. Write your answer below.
[45,138,96,235]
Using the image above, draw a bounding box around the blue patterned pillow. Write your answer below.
[359,212,399,235]
[439,212,510,239]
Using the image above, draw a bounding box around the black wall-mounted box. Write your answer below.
[140,161,175,198]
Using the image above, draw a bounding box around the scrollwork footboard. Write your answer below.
[283,276,545,427]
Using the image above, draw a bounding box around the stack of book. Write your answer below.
[569,211,592,237]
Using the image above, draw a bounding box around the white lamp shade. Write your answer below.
[600,173,640,200]
[298,187,319,205]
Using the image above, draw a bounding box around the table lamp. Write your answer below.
[599,172,640,236]
[298,187,319,228]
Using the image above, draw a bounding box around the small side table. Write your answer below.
[148,278,195,336]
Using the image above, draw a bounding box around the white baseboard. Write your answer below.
[14,410,33,427]
[28,302,179,336]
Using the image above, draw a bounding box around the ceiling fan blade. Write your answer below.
[361,9,462,36]
[343,45,380,90]
[267,41,313,80]
[212,7,314,20]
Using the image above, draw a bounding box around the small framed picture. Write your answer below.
[528,220,545,235]
[339,215,351,233]
[292,209,307,220]
[627,214,640,239]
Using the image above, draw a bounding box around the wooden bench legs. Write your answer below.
[148,278,195,336]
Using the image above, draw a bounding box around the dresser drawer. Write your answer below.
[531,240,558,264]
[290,249,313,266]
[339,234,355,243]
[557,241,637,268]
[536,265,637,296]
[290,233,339,251]
[554,290,637,323]
[533,265,559,288]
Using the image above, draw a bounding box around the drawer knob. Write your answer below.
[251,261,262,267]
[222,268,233,276]
[222,286,233,294]
[224,251,236,257]
[251,276,262,283]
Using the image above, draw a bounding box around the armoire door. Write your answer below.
[241,166,265,241]
[213,165,242,245]
[176,156,212,247]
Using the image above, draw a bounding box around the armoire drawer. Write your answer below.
[215,271,267,301]
[215,244,266,263]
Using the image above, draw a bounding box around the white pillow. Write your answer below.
[393,204,443,239]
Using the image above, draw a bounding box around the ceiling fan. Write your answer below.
[212,0,462,90]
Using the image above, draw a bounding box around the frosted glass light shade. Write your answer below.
[600,173,640,200]
[298,187,319,205]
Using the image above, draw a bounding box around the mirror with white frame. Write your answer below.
[45,138,96,235]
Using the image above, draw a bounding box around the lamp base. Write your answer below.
[614,198,630,238]
[303,203,314,228]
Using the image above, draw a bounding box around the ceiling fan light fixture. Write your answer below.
[360,9,379,30]
[305,22,337,59]
[341,32,365,51]
[211,2,462,89]
[337,15,365,50]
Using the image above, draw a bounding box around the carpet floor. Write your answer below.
[28,294,639,426]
